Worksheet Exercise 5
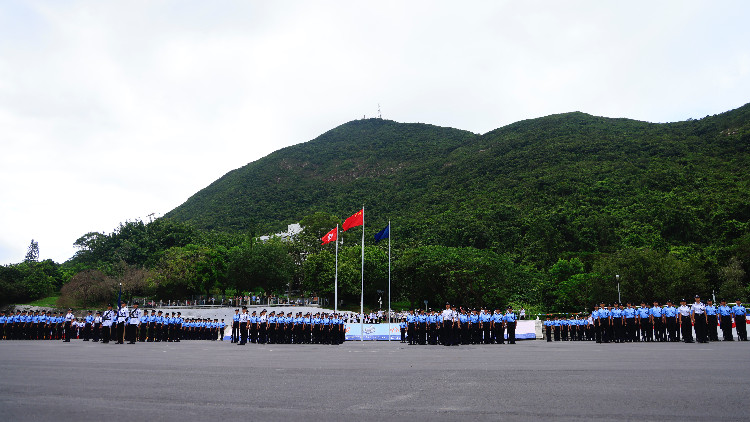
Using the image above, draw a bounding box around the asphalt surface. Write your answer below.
[1,339,748,421]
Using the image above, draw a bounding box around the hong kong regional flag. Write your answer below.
[321,227,338,245]
[343,208,364,231]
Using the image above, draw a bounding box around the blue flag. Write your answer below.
[374,224,390,243]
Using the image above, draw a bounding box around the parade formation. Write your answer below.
[398,303,521,345]
[0,303,228,343]
[230,307,345,345]
[543,296,748,343]
[1,297,747,346]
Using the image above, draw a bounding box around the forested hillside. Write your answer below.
[4,104,749,313]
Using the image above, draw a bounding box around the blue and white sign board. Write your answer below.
[345,320,539,341]
[345,323,401,341]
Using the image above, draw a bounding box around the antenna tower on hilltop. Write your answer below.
[378,104,382,119]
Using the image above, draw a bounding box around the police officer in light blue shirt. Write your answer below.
[650,302,664,342]
[663,301,678,342]
[232,309,240,343]
[138,312,149,342]
[732,300,747,341]
[0,311,6,340]
[705,299,719,342]
[718,300,733,341]
[637,302,651,342]
[504,307,517,344]
[406,311,416,345]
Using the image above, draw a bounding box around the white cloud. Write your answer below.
[1,0,749,264]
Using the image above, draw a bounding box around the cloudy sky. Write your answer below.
[1,1,749,265]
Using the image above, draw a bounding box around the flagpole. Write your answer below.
[388,220,391,341]
[360,205,365,342]
[334,224,338,314]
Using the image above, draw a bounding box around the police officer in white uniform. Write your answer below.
[677,299,693,343]
[101,304,114,344]
[127,303,142,344]
[116,303,128,344]
[63,308,74,342]
[691,295,707,343]
[440,303,453,346]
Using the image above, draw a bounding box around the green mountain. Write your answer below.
[165,104,750,267]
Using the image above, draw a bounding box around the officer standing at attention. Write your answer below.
[491,308,504,344]
[232,309,240,343]
[637,302,651,342]
[249,311,258,344]
[544,317,552,342]
[705,299,719,342]
[599,303,610,343]
[691,295,707,343]
[83,311,93,341]
[63,308,74,342]
[717,300,734,341]
[399,318,407,343]
[480,308,491,344]
[650,301,664,342]
[504,306,517,344]
[732,300,747,341]
[611,304,623,342]
[116,303,128,344]
[663,300,678,342]
[146,310,155,341]
[678,299,693,343]
[139,310,149,342]
[127,303,142,344]
[92,311,102,342]
[238,307,248,345]
[440,303,452,346]
[406,310,417,345]
[101,304,114,344]
[0,311,7,340]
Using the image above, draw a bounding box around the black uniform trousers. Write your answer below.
[652,318,664,341]
[506,321,516,344]
[666,317,678,341]
[407,322,416,344]
[238,322,247,344]
[707,314,719,341]
[63,321,72,342]
[126,324,137,343]
[232,321,239,343]
[545,325,552,342]
[735,315,747,341]
[101,324,111,343]
[680,315,693,342]
[720,315,733,340]
[694,314,708,343]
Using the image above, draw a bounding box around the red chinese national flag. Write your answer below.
[342,208,364,231]
[321,227,338,245]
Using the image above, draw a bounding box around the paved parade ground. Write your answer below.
[1,340,748,421]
